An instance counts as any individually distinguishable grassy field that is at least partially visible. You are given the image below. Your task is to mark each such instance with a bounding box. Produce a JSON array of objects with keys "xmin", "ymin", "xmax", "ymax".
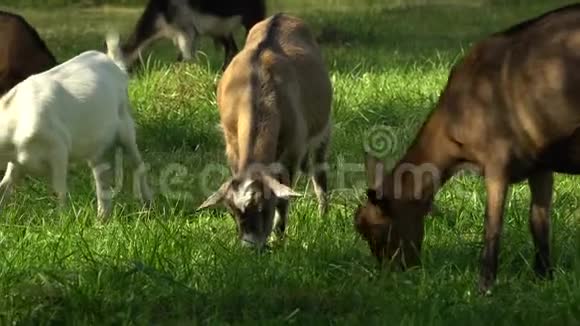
[{"xmin": 2, "ymin": 0, "xmax": 580, "ymax": 324}]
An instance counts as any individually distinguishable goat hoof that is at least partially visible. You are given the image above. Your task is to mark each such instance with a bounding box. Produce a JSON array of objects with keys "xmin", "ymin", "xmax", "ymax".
[
  {"xmin": 273, "ymin": 230, "xmax": 286, "ymax": 242},
  {"xmin": 318, "ymin": 206, "xmax": 328, "ymax": 217},
  {"xmin": 96, "ymin": 213, "xmax": 111, "ymax": 223},
  {"xmin": 534, "ymin": 266, "xmax": 554, "ymax": 280},
  {"xmin": 477, "ymin": 279, "xmax": 494, "ymax": 296}
]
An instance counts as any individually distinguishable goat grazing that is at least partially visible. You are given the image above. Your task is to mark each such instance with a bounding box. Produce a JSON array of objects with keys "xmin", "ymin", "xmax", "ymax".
[
  {"xmin": 354, "ymin": 3, "xmax": 580, "ymax": 294},
  {"xmin": 0, "ymin": 33, "xmax": 152, "ymax": 218},
  {"xmin": 115, "ymin": 0, "xmax": 266, "ymax": 71},
  {"xmin": 0, "ymin": 10, "xmax": 57, "ymax": 95},
  {"xmin": 197, "ymin": 13, "xmax": 333, "ymax": 249}
]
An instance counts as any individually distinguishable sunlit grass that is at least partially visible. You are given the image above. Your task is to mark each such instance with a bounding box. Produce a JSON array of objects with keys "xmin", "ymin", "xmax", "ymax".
[{"xmin": 1, "ymin": 0, "xmax": 580, "ymax": 324}]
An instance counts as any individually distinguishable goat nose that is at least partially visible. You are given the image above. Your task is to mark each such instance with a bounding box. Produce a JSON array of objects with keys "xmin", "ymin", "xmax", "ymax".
[
  {"xmin": 241, "ymin": 234, "xmax": 263, "ymax": 248},
  {"xmin": 241, "ymin": 239, "xmax": 255, "ymax": 247}
]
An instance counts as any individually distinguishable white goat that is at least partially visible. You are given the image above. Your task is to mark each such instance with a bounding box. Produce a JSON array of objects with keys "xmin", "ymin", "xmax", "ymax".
[{"xmin": 0, "ymin": 33, "xmax": 152, "ymax": 217}]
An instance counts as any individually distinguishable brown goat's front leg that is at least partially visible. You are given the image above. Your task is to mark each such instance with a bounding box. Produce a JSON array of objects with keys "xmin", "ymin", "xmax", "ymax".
[
  {"xmin": 273, "ymin": 164, "xmax": 297, "ymax": 240},
  {"xmin": 274, "ymin": 199, "xmax": 289, "ymax": 239},
  {"xmin": 528, "ymin": 171, "xmax": 553, "ymax": 279},
  {"xmin": 225, "ymin": 137, "xmax": 239, "ymax": 174},
  {"xmin": 479, "ymin": 173, "xmax": 508, "ymax": 294}
]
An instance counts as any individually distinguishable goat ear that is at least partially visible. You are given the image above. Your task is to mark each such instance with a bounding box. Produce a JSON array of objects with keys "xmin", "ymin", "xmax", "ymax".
[
  {"xmin": 364, "ymin": 151, "xmax": 384, "ymax": 191},
  {"xmin": 366, "ymin": 188, "xmax": 391, "ymax": 213},
  {"xmin": 262, "ymin": 175, "xmax": 301, "ymax": 199},
  {"xmin": 197, "ymin": 180, "xmax": 232, "ymax": 210}
]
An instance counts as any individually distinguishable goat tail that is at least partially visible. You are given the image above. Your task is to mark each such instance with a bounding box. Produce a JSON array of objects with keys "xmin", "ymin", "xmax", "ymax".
[{"xmin": 105, "ymin": 31, "xmax": 127, "ymax": 73}]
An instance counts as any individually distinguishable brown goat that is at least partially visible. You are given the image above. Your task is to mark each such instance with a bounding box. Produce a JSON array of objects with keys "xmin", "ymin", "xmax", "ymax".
[
  {"xmin": 0, "ymin": 10, "xmax": 56, "ymax": 95},
  {"xmin": 354, "ymin": 3, "xmax": 580, "ymax": 294},
  {"xmin": 197, "ymin": 13, "xmax": 333, "ymax": 249}
]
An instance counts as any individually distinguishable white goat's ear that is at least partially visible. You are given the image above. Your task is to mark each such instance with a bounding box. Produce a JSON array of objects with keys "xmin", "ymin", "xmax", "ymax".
[
  {"xmin": 262, "ymin": 175, "xmax": 301, "ymax": 199},
  {"xmin": 197, "ymin": 180, "xmax": 232, "ymax": 210}
]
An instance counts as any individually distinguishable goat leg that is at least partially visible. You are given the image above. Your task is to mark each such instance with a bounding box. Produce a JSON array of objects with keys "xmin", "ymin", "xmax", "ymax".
[
  {"xmin": 528, "ymin": 171, "xmax": 554, "ymax": 279},
  {"xmin": 219, "ymin": 35, "xmax": 238, "ymax": 71},
  {"xmin": 89, "ymin": 154, "xmax": 115, "ymax": 219},
  {"xmin": 312, "ymin": 136, "xmax": 330, "ymax": 217},
  {"xmin": 478, "ymin": 172, "xmax": 508, "ymax": 295},
  {"xmin": 273, "ymin": 163, "xmax": 296, "ymax": 240},
  {"xmin": 0, "ymin": 162, "xmax": 20, "ymax": 211},
  {"xmin": 49, "ymin": 146, "xmax": 69, "ymax": 211}
]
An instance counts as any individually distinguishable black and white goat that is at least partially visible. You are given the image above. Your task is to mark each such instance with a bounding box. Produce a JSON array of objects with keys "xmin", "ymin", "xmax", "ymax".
[{"xmin": 114, "ymin": 0, "xmax": 266, "ymax": 71}]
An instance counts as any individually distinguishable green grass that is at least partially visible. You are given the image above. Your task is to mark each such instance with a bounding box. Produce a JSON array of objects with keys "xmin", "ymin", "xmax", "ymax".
[{"xmin": 2, "ymin": 0, "xmax": 580, "ymax": 324}]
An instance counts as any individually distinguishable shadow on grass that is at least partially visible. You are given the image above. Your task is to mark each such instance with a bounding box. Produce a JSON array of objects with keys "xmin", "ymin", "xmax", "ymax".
[
  {"xmin": 19, "ymin": 2, "xmax": 557, "ymax": 73},
  {"xmin": 2, "ymin": 252, "xmax": 373, "ymax": 324},
  {"xmin": 424, "ymin": 187, "xmax": 580, "ymax": 278},
  {"xmin": 5, "ymin": 242, "xmax": 578, "ymax": 325}
]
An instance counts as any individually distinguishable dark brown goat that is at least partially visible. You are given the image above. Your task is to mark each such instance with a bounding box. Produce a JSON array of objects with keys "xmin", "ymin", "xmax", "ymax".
[
  {"xmin": 0, "ymin": 10, "xmax": 57, "ymax": 95},
  {"xmin": 354, "ymin": 3, "xmax": 580, "ymax": 294}
]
